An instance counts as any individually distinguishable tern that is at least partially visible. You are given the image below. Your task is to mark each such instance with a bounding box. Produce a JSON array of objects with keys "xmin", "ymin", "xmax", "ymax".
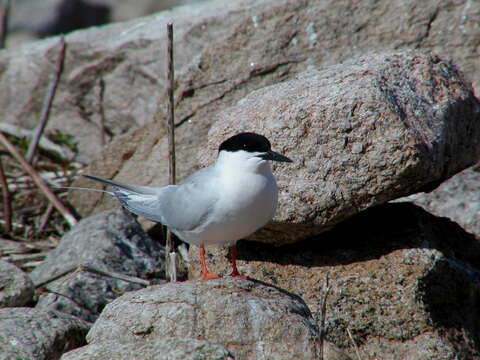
[{"xmin": 71, "ymin": 132, "xmax": 292, "ymax": 279}]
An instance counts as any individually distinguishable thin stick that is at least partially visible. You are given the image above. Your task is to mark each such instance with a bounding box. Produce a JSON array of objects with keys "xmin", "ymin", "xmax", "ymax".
[
  {"xmin": 98, "ymin": 78, "xmax": 107, "ymax": 146},
  {"xmin": 34, "ymin": 263, "xmax": 150, "ymax": 289},
  {"xmin": 0, "ymin": 131, "xmax": 77, "ymax": 227},
  {"xmin": 38, "ymin": 203, "xmax": 54, "ymax": 233},
  {"xmin": 0, "ymin": 0, "xmax": 10, "ymax": 49},
  {"xmin": 79, "ymin": 264, "xmax": 150, "ymax": 286},
  {"xmin": 346, "ymin": 327, "xmax": 363, "ymax": 360},
  {"xmin": 166, "ymin": 24, "xmax": 175, "ymax": 185},
  {"xmin": 26, "ymin": 35, "xmax": 66, "ymax": 163},
  {"xmin": 165, "ymin": 22, "xmax": 177, "ymax": 282},
  {"xmin": 0, "ymin": 123, "xmax": 75, "ymax": 161},
  {"xmin": 319, "ymin": 272, "xmax": 331, "ymax": 360},
  {"xmin": 0, "ymin": 156, "xmax": 11, "ymax": 233}
]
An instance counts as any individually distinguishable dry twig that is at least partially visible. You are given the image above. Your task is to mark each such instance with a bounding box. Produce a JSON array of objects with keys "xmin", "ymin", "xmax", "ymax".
[
  {"xmin": 346, "ymin": 327, "xmax": 363, "ymax": 360},
  {"xmin": 38, "ymin": 203, "xmax": 54, "ymax": 233},
  {"xmin": 319, "ymin": 272, "xmax": 331, "ymax": 360},
  {"xmin": 165, "ymin": 22, "xmax": 177, "ymax": 282},
  {"xmin": 0, "ymin": 123, "xmax": 76, "ymax": 161},
  {"xmin": 0, "ymin": 0, "xmax": 10, "ymax": 49},
  {"xmin": 34, "ymin": 263, "xmax": 150, "ymax": 289},
  {"xmin": 0, "ymin": 131, "xmax": 77, "ymax": 227},
  {"xmin": 0, "ymin": 155, "xmax": 11, "ymax": 233},
  {"xmin": 26, "ymin": 35, "xmax": 66, "ymax": 163}
]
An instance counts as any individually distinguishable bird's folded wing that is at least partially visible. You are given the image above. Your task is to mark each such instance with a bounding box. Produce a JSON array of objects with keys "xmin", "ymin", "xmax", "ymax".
[
  {"xmin": 157, "ymin": 167, "xmax": 219, "ymax": 231},
  {"xmin": 113, "ymin": 167, "xmax": 219, "ymax": 232}
]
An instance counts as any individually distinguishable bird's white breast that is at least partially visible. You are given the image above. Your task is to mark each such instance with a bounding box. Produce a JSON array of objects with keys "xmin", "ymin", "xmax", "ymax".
[{"xmin": 178, "ymin": 152, "xmax": 278, "ymax": 246}]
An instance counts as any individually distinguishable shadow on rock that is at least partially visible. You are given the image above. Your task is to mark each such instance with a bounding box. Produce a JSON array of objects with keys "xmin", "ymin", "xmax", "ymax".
[{"xmin": 236, "ymin": 202, "xmax": 480, "ymax": 269}]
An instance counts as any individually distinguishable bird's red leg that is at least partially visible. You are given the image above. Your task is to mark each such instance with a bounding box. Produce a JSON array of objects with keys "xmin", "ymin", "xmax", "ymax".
[
  {"xmin": 228, "ymin": 245, "xmax": 248, "ymax": 279},
  {"xmin": 199, "ymin": 245, "xmax": 220, "ymax": 280}
]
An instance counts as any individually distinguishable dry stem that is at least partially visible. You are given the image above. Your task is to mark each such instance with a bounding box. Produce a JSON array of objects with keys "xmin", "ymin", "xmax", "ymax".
[
  {"xmin": 319, "ymin": 272, "xmax": 331, "ymax": 360},
  {"xmin": 165, "ymin": 22, "xmax": 177, "ymax": 282},
  {"xmin": 0, "ymin": 156, "xmax": 11, "ymax": 232},
  {"xmin": 26, "ymin": 35, "xmax": 66, "ymax": 163},
  {"xmin": 0, "ymin": 0, "xmax": 10, "ymax": 49}
]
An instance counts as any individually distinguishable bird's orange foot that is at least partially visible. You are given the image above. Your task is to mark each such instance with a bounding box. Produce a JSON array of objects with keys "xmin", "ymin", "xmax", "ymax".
[{"xmin": 202, "ymin": 272, "xmax": 221, "ymax": 280}]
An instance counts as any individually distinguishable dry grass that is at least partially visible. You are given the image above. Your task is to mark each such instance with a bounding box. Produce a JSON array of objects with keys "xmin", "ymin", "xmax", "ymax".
[{"xmin": 0, "ymin": 131, "xmax": 84, "ymax": 271}]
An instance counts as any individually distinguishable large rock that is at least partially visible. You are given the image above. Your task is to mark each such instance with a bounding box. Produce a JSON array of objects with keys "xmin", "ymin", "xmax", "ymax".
[
  {"xmin": 202, "ymin": 51, "xmax": 480, "ymax": 243},
  {"xmin": 30, "ymin": 210, "xmax": 165, "ymax": 322},
  {"xmin": 0, "ymin": 0, "xmax": 477, "ymax": 202},
  {"xmin": 0, "ymin": 259, "xmax": 34, "ymax": 307},
  {"xmin": 64, "ymin": 279, "xmax": 322, "ymax": 359},
  {"xmin": 0, "ymin": 307, "xmax": 89, "ymax": 360},
  {"xmin": 188, "ymin": 203, "xmax": 480, "ymax": 359}
]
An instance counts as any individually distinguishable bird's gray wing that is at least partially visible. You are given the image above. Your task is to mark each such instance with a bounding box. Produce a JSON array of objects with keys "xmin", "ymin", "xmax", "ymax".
[
  {"xmin": 84, "ymin": 169, "xmax": 219, "ymax": 231},
  {"xmin": 156, "ymin": 166, "xmax": 219, "ymax": 231}
]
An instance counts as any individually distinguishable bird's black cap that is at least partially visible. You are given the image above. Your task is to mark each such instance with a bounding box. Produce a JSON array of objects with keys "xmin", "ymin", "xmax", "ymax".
[
  {"xmin": 219, "ymin": 132, "xmax": 292, "ymax": 162},
  {"xmin": 219, "ymin": 132, "xmax": 271, "ymax": 153}
]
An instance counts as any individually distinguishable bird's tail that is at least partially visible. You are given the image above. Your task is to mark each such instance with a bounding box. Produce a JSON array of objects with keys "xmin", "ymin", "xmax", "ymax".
[
  {"xmin": 84, "ymin": 174, "xmax": 166, "ymax": 223},
  {"xmin": 54, "ymin": 174, "xmax": 153, "ymax": 196},
  {"xmin": 58, "ymin": 174, "xmax": 167, "ymax": 224},
  {"xmin": 83, "ymin": 174, "xmax": 159, "ymax": 195},
  {"xmin": 53, "ymin": 185, "xmax": 113, "ymax": 195}
]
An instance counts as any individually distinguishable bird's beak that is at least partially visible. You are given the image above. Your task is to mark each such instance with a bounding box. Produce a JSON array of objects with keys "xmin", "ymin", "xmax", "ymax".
[{"xmin": 260, "ymin": 151, "xmax": 292, "ymax": 163}]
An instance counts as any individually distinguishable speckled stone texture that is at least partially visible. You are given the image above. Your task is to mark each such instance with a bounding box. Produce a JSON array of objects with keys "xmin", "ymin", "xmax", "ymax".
[
  {"xmin": 61, "ymin": 338, "xmax": 235, "ymax": 360},
  {"xmin": 0, "ymin": 307, "xmax": 89, "ymax": 360}
]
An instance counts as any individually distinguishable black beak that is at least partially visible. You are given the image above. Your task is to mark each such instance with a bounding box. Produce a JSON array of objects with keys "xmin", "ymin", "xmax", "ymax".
[{"xmin": 260, "ymin": 150, "xmax": 292, "ymax": 163}]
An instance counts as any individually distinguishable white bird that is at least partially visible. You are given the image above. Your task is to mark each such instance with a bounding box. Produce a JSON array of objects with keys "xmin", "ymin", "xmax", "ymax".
[{"xmin": 73, "ymin": 132, "xmax": 291, "ymax": 280}]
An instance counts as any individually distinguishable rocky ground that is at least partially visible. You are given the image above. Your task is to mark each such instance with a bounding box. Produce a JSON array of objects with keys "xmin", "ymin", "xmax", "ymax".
[{"xmin": 0, "ymin": 0, "xmax": 480, "ymax": 359}]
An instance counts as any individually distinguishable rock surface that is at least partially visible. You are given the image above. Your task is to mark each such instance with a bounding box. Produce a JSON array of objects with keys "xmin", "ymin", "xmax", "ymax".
[
  {"xmin": 396, "ymin": 167, "xmax": 480, "ymax": 237},
  {"xmin": 202, "ymin": 50, "xmax": 480, "ymax": 243},
  {"xmin": 61, "ymin": 337, "xmax": 235, "ymax": 360},
  {"xmin": 0, "ymin": 259, "xmax": 34, "ymax": 307},
  {"xmin": 188, "ymin": 203, "xmax": 480, "ymax": 359},
  {"xmin": 0, "ymin": 307, "xmax": 89, "ymax": 360},
  {"xmin": 30, "ymin": 210, "xmax": 165, "ymax": 322},
  {"xmin": 66, "ymin": 278, "xmax": 322, "ymax": 359},
  {"xmin": 61, "ymin": 337, "xmax": 352, "ymax": 360}
]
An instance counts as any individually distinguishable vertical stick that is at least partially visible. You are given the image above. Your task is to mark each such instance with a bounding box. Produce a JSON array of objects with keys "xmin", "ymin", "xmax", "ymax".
[
  {"xmin": 0, "ymin": 156, "xmax": 11, "ymax": 233},
  {"xmin": 166, "ymin": 24, "xmax": 175, "ymax": 186},
  {"xmin": 165, "ymin": 23, "xmax": 177, "ymax": 282},
  {"xmin": 98, "ymin": 78, "xmax": 107, "ymax": 146},
  {"xmin": 0, "ymin": 0, "xmax": 10, "ymax": 49},
  {"xmin": 26, "ymin": 35, "xmax": 66, "ymax": 163},
  {"xmin": 319, "ymin": 272, "xmax": 331, "ymax": 360}
]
